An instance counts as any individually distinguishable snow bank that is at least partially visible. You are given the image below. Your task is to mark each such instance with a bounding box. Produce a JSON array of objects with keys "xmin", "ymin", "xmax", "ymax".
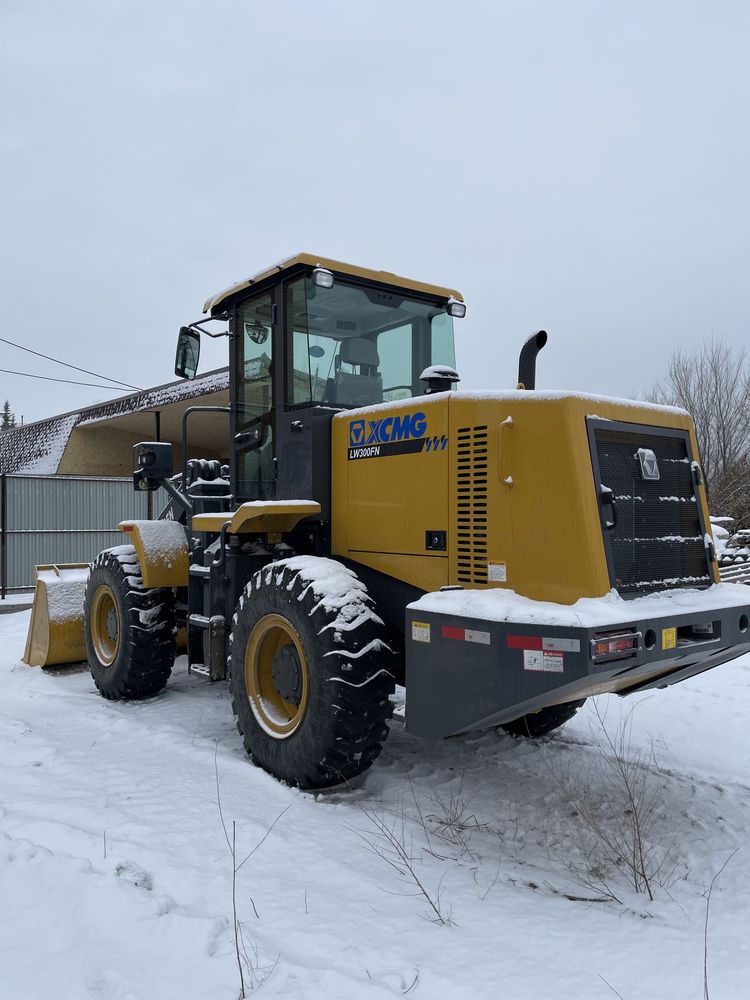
[
  {"xmin": 2, "ymin": 608, "xmax": 750, "ymax": 999},
  {"xmin": 2, "ymin": 606, "xmax": 750, "ymax": 999},
  {"xmin": 710, "ymin": 517, "xmax": 731, "ymax": 559}
]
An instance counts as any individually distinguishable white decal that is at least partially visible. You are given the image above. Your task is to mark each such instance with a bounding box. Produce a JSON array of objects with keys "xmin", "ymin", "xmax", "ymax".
[
  {"xmin": 523, "ymin": 649, "xmax": 542, "ymax": 670},
  {"xmin": 542, "ymin": 637, "xmax": 580, "ymax": 653},
  {"xmin": 488, "ymin": 560, "xmax": 507, "ymax": 582},
  {"xmin": 465, "ymin": 629, "xmax": 491, "ymax": 645}
]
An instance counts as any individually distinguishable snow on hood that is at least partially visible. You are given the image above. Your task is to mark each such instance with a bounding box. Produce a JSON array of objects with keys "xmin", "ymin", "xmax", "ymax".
[{"xmin": 333, "ymin": 389, "xmax": 689, "ymax": 420}]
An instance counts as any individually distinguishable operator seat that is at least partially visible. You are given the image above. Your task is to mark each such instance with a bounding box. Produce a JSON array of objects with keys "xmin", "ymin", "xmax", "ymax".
[{"xmin": 330, "ymin": 338, "xmax": 383, "ymax": 406}]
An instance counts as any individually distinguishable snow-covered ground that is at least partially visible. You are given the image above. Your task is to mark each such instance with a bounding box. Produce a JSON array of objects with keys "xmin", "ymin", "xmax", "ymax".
[{"xmin": 1, "ymin": 607, "xmax": 749, "ymax": 1000}]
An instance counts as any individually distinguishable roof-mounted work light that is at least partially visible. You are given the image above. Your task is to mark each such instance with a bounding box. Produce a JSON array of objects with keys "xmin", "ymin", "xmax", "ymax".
[
  {"xmin": 312, "ymin": 266, "xmax": 334, "ymax": 288},
  {"xmin": 447, "ymin": 297, "xmax": 466, "ymax": 318}
]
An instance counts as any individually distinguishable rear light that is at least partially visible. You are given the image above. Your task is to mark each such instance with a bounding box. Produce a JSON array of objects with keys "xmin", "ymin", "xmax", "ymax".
[{"xmin": 590, "ymin": 629, "xmax": 641, "ymax": 664}]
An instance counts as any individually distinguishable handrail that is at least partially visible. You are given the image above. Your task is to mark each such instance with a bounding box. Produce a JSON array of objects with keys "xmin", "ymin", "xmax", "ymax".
[{"xmin": 181, "ymin": 405, "xmax": 231, "ymax": 496}]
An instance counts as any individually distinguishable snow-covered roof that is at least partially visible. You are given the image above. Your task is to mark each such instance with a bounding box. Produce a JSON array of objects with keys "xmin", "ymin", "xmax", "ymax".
[
  {"xmin": 76, "ymin": 369, "xmax": 229, "ymax": 428},
  {"xmin": 0, "ymin": 368, "xmax": 229, "ymax": 475},
  {"xmin": 0, "ymin": 413, "xmax": 80, "ymax": 476},
  {"xmin": 203, "ymin": 252, "xmax": 463, "ymax": 315}
]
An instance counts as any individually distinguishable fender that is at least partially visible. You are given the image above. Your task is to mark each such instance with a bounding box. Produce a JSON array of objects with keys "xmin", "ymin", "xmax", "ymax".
[{"xmin": 118, "ymin": 520, "xmax": 190, "ymax": 588}]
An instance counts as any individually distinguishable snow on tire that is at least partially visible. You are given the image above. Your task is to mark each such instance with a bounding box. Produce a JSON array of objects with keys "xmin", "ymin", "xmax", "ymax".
[
  {"xmin": 228, "ymin": 557, "xmax": 395, "ymax": 790},
  {"xmin": 84, "ymin": 544, "xmax": 176, "ymax": 700}
]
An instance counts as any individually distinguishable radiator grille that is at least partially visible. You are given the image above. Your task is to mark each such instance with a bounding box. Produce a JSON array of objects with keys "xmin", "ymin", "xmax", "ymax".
[
  {"xmin": 591, "ymin": 424, "xmax": 711, "ymax": 595},
  {"xmin": 456, "ymin": 425, "xmax": 488, "ymax": 584}
]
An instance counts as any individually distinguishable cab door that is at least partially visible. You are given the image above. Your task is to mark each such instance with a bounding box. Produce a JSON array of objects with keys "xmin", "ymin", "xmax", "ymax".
[
  {"xmin": 275, "ymin": 275, "xmax": 338, "ymax": 515},
  {"xmin": 232, "ymin": 289, "xmax": 276, "ymax": 500}
]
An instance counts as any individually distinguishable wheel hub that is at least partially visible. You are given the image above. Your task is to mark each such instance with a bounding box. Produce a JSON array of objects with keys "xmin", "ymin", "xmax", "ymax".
[
  {"xmin": 91, "ymin": 584, "xmax": 120, "ymax": 667},
  {"xmin": 245, "ymin": 613, "xmax": 310, "ymax": 739},
  {"xmin": 272, "ymin": 645, "xmax": 302, "ymax": 705}
]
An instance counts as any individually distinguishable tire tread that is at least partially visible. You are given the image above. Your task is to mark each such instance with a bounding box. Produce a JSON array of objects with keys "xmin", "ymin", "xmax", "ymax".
[
  {"xmin": 84, "ymin": 545, "xmax": 176, "ymax": 701},
  {"xmin": 229, "ymin": 560, "xmax": 395, "ymax": 789}
]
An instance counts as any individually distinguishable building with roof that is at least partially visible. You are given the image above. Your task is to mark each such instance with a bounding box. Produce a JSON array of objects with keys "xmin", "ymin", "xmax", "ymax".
[{"xmin": 0, "ymin": 368, "xmax": 230, "ymax": 476}]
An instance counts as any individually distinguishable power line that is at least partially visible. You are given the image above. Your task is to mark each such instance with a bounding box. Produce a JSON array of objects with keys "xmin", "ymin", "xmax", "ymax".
[
  {"xmin": 0, "ymin": 367, "xmax": 133, "ymax": 390},
  {"xmin": 0, "ymin": 335, "xmax": 142, "ymax": 391}
]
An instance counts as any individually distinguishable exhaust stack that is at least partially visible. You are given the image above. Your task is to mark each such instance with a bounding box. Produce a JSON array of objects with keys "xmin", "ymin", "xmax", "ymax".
[{"xmin": 517, "ymin": 330, "xmax": 548, "ymax": 390}]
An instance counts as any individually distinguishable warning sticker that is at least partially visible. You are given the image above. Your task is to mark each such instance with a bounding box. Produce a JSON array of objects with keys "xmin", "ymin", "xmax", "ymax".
[
  {"xmin": 488, "ymin": 560, "xmax": 507, "ymax": 582},
  {"xmin": 662, "ymin": 627, "xmax": 677, "ymax": 650},
  {"xmin": 412, "ymin": 621, "xmax": 431, "ymax": 643},
  {"xmin": 523, "ymin": 649, "xmax": 564, "ymax": 673}
]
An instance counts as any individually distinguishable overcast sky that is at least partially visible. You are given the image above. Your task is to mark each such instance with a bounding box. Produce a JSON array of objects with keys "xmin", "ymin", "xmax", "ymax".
[{"xmin": 1, "ymin": 0, "xmax": 748, "ymax": 424}]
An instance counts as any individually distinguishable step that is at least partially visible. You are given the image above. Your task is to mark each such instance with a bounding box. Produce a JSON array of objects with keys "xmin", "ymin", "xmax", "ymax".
[
  {"xmin": 188, "ymin": 614, "xmax": 211, "ymax": 629},
  {"xmin": 189, "ymin": 663, "xmax": 210, "ymax": 678},
  {"xmin": 189, "ymin": 565, "xmax": 211, "ymax": 578}
]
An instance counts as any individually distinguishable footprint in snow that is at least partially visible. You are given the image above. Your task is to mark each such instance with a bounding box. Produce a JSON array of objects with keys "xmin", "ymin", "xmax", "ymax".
[{"xmin": 114, "ymin": 860, "xmax": 153, "ymax": 891}]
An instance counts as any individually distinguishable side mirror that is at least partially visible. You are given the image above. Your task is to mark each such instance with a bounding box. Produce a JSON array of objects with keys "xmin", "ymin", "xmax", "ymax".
[{"xmin": 175, "ymin": 327, "xmax": 200, "ymax": 380}]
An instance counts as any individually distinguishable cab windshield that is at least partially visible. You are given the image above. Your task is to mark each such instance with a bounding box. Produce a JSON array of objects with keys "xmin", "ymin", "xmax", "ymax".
[{"xmin": 285, "ymin": 276, "xmax": 456, "ymax": 409}]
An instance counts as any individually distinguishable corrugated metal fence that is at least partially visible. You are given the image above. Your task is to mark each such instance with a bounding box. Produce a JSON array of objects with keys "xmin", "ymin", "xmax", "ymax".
[{"xmin": 0, "ymin": 475, "xmax": 153, "ymax": 595}]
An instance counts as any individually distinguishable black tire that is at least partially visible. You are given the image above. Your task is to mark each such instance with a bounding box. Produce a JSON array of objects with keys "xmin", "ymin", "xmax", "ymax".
[
  {"xmin": 229, "ymin": 559, "xmax": 395, "ymax": 790},
  {"xmin": 84, "ymin": 545, "xmax": 176, "ymax": 700},
  {"xmin": 501, "ymin": 699, "xmax": 586, "ymax": 738}
]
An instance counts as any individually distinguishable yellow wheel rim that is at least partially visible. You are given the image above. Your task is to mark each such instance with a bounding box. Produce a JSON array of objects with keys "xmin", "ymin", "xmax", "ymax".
[
  {"xmin": 245, "ymin": 614, "xmax": 310, "ymax": 738},
  {"xmin": 91, "ymin": 584, "xmax": 121, "ymax": 666}
]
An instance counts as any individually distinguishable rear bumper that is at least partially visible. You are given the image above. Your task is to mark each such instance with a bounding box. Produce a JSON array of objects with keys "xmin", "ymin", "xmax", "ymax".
[{"xmin": 404, "ymin": 588, "xmax": 750, "ymax": 739}]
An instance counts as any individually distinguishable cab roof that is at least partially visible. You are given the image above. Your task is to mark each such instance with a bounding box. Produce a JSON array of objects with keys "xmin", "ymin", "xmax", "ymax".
[{"xmin": 202, "ymin": 252, "xmax": 463, "ymax": 315}]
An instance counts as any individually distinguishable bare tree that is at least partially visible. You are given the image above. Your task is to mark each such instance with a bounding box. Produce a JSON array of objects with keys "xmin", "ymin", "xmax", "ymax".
[
  {"xmin": 646, "ymin": 338, "xmax": 750, "ymax": 525},
  {"xmin": 711, "ymin": 457, "xmax": 750, "ymax": 530}
]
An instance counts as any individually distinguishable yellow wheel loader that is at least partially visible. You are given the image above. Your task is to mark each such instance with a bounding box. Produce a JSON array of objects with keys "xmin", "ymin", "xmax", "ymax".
[{"xmin": 25, "ymin": 254, "xmax": 750, "ymax": 788}]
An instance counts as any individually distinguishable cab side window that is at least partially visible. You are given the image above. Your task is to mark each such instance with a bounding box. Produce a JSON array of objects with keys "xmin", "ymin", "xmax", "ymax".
[
  {"xmin": 376, "ymin": 325, "xmax": 413, "ymax": 401},
  {"xmin": 235, "ymin": 291, "xmax": 274, "ymax": 499}
]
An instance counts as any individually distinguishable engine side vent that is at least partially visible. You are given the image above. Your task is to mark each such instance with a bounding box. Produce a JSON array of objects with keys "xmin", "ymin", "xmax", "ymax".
[{"xmin": 456, "ymin": 425, "xmax": 489, "ymax": 584}]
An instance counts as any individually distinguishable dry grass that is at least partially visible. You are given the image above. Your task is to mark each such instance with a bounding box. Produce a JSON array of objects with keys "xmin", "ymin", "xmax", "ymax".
[
  {"xmin": 548, "ymin": 700, "xmax": 686, "ymax": 903},
  {"xmin": 354, "ymin": 791, "xmax": 453, "ymax": 925}
]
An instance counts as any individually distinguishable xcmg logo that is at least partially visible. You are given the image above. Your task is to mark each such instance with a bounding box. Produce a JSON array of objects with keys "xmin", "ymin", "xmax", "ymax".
[
  {"xmin": 347, "ymin": 411, "xmax": 436, "ymax": 461},
  {"xmin": 349, "ymin": 412, "xmax": 427, "ymax": 448}
]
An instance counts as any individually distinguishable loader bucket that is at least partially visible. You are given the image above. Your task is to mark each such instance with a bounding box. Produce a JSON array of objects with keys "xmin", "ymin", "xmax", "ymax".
[{"xmin": 22, "ymin": 564, "xmax": 91, "ymax": 668}]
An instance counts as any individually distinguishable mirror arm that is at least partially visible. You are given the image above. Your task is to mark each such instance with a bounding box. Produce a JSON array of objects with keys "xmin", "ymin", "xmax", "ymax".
[{"xmin": 185, "ymin": 313, "xmax": 231, "ymax": 339}]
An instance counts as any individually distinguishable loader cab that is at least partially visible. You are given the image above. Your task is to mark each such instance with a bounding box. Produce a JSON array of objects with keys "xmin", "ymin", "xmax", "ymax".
[{"xmin": 200, "ymin": 255, "xmax": 464, "ymax": 514}]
